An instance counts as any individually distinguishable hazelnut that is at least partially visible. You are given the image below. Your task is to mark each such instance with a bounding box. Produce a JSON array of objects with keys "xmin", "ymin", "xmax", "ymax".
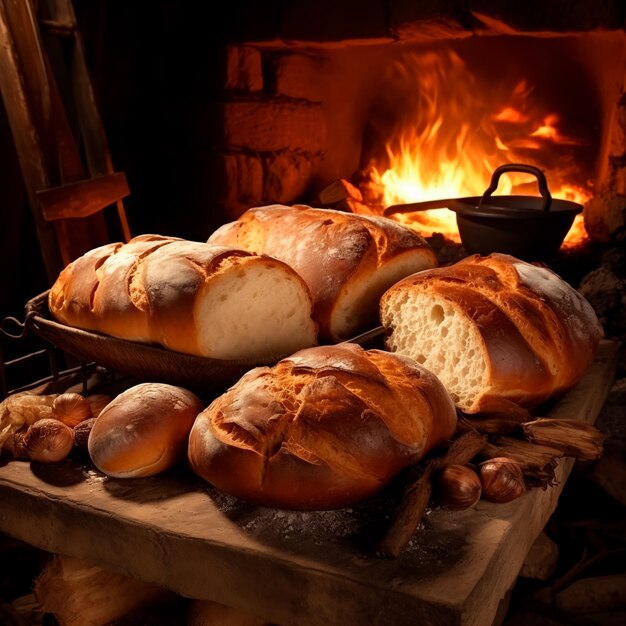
[
  {"xmin": 479, "ymin": 457, "xmax": 526, "ymax": 503},
  {"xmin": 437, "ymin": 464, "xmax": 482, "ymax": 510},
  {"xmin": 52, "ymin": 393, "xmax": 92, "ymax": 427},
  {"xmin": 23, "ymin": 418, "xmax": 74, "ymax": 463},
  {"xmin": 73, "ymin": 417, "xmax": 97, "ymax": 450}
]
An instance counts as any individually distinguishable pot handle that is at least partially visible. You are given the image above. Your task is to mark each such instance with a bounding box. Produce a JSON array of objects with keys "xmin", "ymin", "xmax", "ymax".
[{"xmin": 479, "ymin": 163, "xmax": 552, "ymax": 212}]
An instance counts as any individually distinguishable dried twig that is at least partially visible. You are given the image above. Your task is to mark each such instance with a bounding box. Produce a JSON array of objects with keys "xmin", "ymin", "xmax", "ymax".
[
  {"xmin": 376, "ymin": 411, "xmax": 607, "ymax": 558},
  {"xmin": 376, "ymin": 431, "xmax": 487, "ymax": 558},
  {"xmin": 522, "ymin": 418, "xmax": 606, "ymax": 460},
  {"xmin": 376, "ymin": 461, "xmax": 436, "ymax": 559},
  {"xmin": 458, "ymin": 414, "xmax": 525, "ymax": 436}
]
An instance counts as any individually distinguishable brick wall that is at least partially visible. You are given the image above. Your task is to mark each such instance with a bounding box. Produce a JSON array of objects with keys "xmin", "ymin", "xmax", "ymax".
[{"xmin": 211, "ymin": 0, "xmax": 626, "ymax": 239}]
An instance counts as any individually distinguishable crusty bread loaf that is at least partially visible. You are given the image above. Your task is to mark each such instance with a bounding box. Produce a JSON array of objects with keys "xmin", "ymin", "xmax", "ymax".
[
  {"xmin": 208, "ymin": 205, "xmax": 437, "ymax": 342},
  {"xmin": 187, "ymin": 343, "xmax": 457, "ymax": 510},
  {"xmin": 88, "ymin": 382, "xmax": 204, "ymax": 478},
  {"xmin": 49, "ymin": 234, "xmax": 318, "ymax": 360},
  {"xmin": 380, "ymin": 253, "xmax": 604, "ymax": 415}
]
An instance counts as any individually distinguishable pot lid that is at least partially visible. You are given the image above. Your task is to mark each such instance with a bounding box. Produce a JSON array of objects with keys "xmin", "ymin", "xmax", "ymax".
[
  {"xmin": 384, "ymin": 163, "xmax": 584, "ymax": 219},
  {"xmin": 450, "ymin": 195, "xmax": 582, "ymax": 219}
]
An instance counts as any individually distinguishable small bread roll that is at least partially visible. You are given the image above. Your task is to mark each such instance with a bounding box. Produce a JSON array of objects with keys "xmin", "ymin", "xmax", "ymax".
[{"xmin": 88, "ymin": 383, "xmax": 204, "ymax": 478}]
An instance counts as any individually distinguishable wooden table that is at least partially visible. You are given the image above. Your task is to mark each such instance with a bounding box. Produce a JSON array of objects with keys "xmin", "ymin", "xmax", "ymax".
[{"xmin": 0, "ymin": 340, "xmax": 620, "ymax": 626}]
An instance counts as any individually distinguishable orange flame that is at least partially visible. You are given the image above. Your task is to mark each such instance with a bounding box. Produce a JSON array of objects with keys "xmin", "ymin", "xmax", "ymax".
[{"xmin": 367, "ymin": 51, "xmax": 590, "ymax": 246}]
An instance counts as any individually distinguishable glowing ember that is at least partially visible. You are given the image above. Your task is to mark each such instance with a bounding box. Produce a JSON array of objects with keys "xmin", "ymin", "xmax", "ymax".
[{"xmin": 365, "ymin": 50, "xmax": 591, "ymax": 246}]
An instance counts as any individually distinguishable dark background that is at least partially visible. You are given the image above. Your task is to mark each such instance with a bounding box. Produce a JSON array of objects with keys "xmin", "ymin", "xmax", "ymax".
[{"xmin": 0, "ymin": 1, "xmax": 263, "ymax": 321}]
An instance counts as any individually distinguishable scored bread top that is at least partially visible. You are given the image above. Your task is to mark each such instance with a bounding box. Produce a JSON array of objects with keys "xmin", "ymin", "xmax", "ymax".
[
  {"xmin": 50, "ymin": 235, "xmax": 172, "ymax": 341},
  {"xmin": 187, "ymin": 342, "xmax": 457, "ymax": 510},
  {"xmin": 208, "ymin": 204, "xmax": 438, "ymax": 342},
  {"xmin": 49, "ymin": 234, "xmax": 318, "ymax": 360},
  {"xmin": 380, "ymin": 253, "xmax": 604, "ymax": 414}
]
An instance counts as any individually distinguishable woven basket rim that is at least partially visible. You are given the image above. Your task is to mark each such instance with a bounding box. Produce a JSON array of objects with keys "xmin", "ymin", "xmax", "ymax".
[{"xmin": 23, "ymin": 291, "xmax": 286, "ymax": 393}]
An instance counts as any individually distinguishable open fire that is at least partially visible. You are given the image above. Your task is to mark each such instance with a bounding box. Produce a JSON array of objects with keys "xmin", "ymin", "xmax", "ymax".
[{"xmin": 357, "ymin": 49, "xmax": 592, "ymax": 247}]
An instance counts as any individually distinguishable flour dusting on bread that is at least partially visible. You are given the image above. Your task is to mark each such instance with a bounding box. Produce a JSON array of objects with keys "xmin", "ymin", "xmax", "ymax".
[{"xmin": 380, "ymin": 253, "xmax": 603, "ymax": 414}]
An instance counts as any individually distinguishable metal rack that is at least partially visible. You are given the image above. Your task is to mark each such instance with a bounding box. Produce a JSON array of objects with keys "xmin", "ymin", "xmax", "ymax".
[{"xmin": 0, "ymin": 311, "xmax": 116, "ymax": 400}]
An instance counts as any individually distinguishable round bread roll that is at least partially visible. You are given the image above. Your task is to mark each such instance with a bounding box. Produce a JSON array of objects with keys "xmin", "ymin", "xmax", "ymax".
[
  {"xmin": 188, "ymin": 343, "xmax": 457, "ymax": 510},
  {"xmin": 89, "ymin": 383, "xmax": 204, "ymax": 478}
]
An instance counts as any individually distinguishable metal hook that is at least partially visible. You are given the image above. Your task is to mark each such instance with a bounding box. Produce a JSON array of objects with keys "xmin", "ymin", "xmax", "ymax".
[{"xmin": 0, "ymin": 310, "xmax": 37, "ymax": 340}]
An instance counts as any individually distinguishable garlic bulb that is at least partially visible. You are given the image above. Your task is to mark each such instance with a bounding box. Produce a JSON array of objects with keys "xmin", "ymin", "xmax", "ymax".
[
  {"xmin": 23, "ymin": 418, "xmax": 74, "ymax": 463},
  {"xmin": 479, "ymin": 457, "xmax": 526, "ymax": 503},
  {"xmin": 437, "ymin": 464, "xmax": 482, "ymax": 510},
  {"xmin": 0, "ymin": 393, "xmax": 58, "ymax": 455},
  {"xmin": 52, "ymin": 393, "xmax": 92, "ymax": 427}
]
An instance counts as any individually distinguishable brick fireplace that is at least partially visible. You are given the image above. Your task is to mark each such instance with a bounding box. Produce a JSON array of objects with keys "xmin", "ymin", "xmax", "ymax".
[
  {"xmin": 3, "ymin": 0, "xmax": 626, "ymax": 322},
  {"xmin": 209, "ymin": 0, "xmax": 626, "ymax": 244}
]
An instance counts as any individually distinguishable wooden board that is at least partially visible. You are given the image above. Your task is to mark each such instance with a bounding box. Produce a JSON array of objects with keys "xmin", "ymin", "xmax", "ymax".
[{"xmin": 0, "ymin": 340, "xmax": 620, "ymax": 626}]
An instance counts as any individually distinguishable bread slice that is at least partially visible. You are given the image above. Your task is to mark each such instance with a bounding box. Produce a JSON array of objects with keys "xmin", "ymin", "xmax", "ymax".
[{"xmin": 380, "ymin": 253, "xmax": 604, "ymax": 414}]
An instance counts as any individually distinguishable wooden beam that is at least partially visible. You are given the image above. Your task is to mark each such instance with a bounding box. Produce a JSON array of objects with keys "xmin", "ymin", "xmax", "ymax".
[
  {"xmin": 0, "ymin": 0, "xmax": 129, "ymax": 274},
  {"xmin": 0, "ymin": 0, "xmax": 62, "ymax": 282},
  {"xmin": 37, "ymin": 172, "xmax": 130, "ymax": 221}
]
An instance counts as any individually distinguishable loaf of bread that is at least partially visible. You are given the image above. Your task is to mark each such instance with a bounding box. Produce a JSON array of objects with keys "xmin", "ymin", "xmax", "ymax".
[
  {"xmin": 88, "ymin": 382, "xmax": 204, "ymax": 478},
  {"xmin": 48, "ymin": 234, "xmax": 318, "ymax": 360},
  {"xmin": 207, "ymin": 205, "xmax": 437, "ymax": 342},
  {"xmin": 187, "ymin": 343, "xmax": 457, "ymax": 510},
  {"xmin": 380, "ymin": 253, "xmax": 604, "ymax": 415}
]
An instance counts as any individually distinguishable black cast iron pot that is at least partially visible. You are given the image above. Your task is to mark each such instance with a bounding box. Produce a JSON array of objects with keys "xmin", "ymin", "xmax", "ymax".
[{"xmin": 384, "ymin": 163, "xmax": 582, "ymax": 261}]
